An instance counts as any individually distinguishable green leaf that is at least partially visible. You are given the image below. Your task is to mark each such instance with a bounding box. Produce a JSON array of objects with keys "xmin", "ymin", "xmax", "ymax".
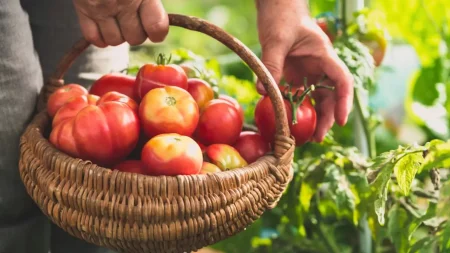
[
  {"xmin": 421, "ymin": 139, "xmax": 450, "ymax": 171},
  {"xmin": 409, "ymin": 236, "xmax": 437, "ymax": 253},
  {"xmin": 388, "ymin": 204, "xmax": 411, "ymax": 253},
  {"xmin": 334, "ymin": 37, "xmax": 376, "ymax": 92},
  {"xmin": 440, "ymin": 221, "xmax": 450, "ymax": 251},
  {"xmin": 394, "ymin": 152, "xmax": 424, "ymax": 195},
  {"xmin": 323, "ymin": 164, "xmax": 356, "ymax": 214},
  {"xmin": 369, "ymin": 150, "xmax": 397, "ymax": 225},
  {"xmin": 437, "ymin": 181, "xmax": 450, "ymax": 219},
  {"xmin": 410, "ymin": 60, "xmax": 443, "ymax": 106}
]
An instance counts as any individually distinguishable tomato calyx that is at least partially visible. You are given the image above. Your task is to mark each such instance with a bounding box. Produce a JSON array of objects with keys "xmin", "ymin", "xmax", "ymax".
[
  {"xmin": 156, "ymin": 53, "xmax": 172, "ymax": 65},
  {"xmin": 165, "ymin": 96, "xmax": 177, "ymax": 106},
  {"xmin": 281, "ymin": 81, "xmax": 334, "ymax": 124}
]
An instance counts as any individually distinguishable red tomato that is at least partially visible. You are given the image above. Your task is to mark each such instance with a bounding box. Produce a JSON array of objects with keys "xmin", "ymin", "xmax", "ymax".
[
  {"xmin": 97, "ymin": 91, "xmax": 138, "ymax": 113},
  {"xmin": 113, "ymin": 160, "xmax": 146, "ymax": 175},
  {"xmin": 233, "ymin": 131, "xmax": 270, "ymax": 163},
  {"xmin": 205, "ymin": 144, "xmax": 247, "ymax": 171},
  {"xmin": 197, "ymin": 142, "xmax": 207, "ymax": 153},
  {"xmin": 52, "ymin": 94, "xmax": 99, "ymax": 127},
  {"xmin": 195, "ymin": 99, "xmax": 243, "ymax": 145},
  {"xmin": 134, "ymin": 60, "xmax": 188, "ymax": 100},
  {"xmin": 141, "ymin": 133, "xmax": 203, "ymax": 176},
  {"xmin": 199, "ymin": 162, "xmax": 221, "ymax": 174},
  {"xmin": 139, "ymin": 86, "xmax": 199, "ymax": 138},
  {"xmin": 316, "ymin": 18, "xmax": 335, "ymax": 42},
  {"xmin": 254, "ymin": 95, "xmax": 316, "ymax": 146},
  {"xmin": 49, "ymin": 94, "xmax": 140, "ymax": 167},
  {"xmin": 187, "ymin": 78, "xmax": 214, "ymax": 111},
  {"xmin": 218, "ymin": 94, "xmax": 244, "ymax": 122},
  {"xmin": 89, "ymin": 73, "xmax": 137, "ymax": 101},
  {"xmin": 47, "ymin": 84, "xmax": 88, "ymax": 117}
]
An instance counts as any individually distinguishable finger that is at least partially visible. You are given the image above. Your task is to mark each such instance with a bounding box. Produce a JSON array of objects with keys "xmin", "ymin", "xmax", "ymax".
[
  {"xmin": 312, "ymin": 88, "xmax": 336, "ymax": 142},
  {"xmin": 321, "ymin": 50, "xmax": 354, "ymax": 126},
  {"xmin": 76, "ymin": 10, "xmax": 107, "ymax": 48},
  {"xmin": 117, "ymin": 11, "xmax": 147, "ymax": 46},
  {"xmin": 139, "ymin": 0, "xmax": 169, "ymax": 43},
  {"xmin": 97, "ymin": 18, "xmax": 125, "ymax": 46},
  {"xmin": 257, "ymin": 43, "xmax": 288, "ymax": 95}
]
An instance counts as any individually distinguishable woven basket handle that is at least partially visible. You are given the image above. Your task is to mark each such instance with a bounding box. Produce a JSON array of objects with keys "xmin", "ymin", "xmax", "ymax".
[{"xmin": 39, "ymin": 13, "xmax": 291, "ymax": 151}]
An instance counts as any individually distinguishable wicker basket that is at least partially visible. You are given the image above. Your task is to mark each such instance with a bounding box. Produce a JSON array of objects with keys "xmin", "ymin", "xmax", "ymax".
[{"xmin": 19, "ymin": 14, "xmax": 295, "ymax": 253}]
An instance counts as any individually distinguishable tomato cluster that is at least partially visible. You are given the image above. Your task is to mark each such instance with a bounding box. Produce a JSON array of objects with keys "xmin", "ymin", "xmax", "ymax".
[{"xmin": 46, "ymin": 54, "xmax": 272, "ymax": 176}]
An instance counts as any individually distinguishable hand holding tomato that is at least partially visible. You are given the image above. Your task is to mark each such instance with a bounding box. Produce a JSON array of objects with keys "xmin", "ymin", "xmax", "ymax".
[{"xmin": 256, "ymin": 0, "xmax": 353, "ymax": 142}]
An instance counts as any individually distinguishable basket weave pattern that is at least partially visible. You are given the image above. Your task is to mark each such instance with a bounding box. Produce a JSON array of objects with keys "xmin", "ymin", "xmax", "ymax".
[{"xmin": 19, "ymin": 14, "xmax": 295, "ymax": 253}]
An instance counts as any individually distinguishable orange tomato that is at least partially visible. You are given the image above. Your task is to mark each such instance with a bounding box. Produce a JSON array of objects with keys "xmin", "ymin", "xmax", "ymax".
[
  {"xmin": 141, "ymin": 133, "xmax": 203, "ymax": 176},
  {"xmin": 139, "ymin": 86, "xmax": 199, "ymax": 138}
]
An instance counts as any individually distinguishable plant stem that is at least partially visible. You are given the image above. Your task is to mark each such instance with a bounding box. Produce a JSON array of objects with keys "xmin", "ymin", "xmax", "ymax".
[{"xmin": 354, "ymin": 89, "xmax": 376, "ymax": 159}]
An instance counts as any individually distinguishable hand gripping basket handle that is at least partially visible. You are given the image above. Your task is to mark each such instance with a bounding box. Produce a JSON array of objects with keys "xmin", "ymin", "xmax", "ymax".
[{"xmin": 40, "ymin": 13, "xmax": 291, "ymax": 156}]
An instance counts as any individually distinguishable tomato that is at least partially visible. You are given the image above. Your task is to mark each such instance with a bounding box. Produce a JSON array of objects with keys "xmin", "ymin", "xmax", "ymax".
[
  {"xmin": 139, "ymin": 86, "xmax": 199, "ymax": 138},
  {"xmin": 254, "ymin": 95, "xmax": 316, "ymax": 146},
  {"xmin": 205, "ymin": 144, "xmax": 247, "ymax": 170},
  {"xmin": 218, "ymin": 94, "xmax": 244, "ymax": 122},
  {"xmin": 195, "ymin": 99, "xmax": 243, "ymax": 145},
  {"xmin": 52, "ymin": 94, "xmax": 99, "ymax": 127},
  {"xmin": 141, "ymin": 133, "xmax": 203, "ymax": 176},
  {"xmin": 254, "ymin": 96, "xmax": 291, "ymax": 145},
  {"xmin": 199, "ymin": 162, "xmax": 221, "ymax": 174},
  {"xmin": 316, "ymin": 17, "xmax": 335, "ymax": 42},
  {"xmin": 180, "ymin": 63, "xmax": 200, "ymax": 78},
  {"xmin": 113, "ymin": 160, "xmax": 146, "ymax": 175},
  {"xmin": 197, "ymin": 142, "xmax": 207, "ymax": 153},
  {"xmin": 97, "ymin": 91, "xmax": 138, "ymax": 113},
  {"xmin": 233, "ymin": 131, "xmax": 270, "ymax": 163},
  {"xmin": 187, "ymin": 78, "xmax": 214, "ymax": 111},
  {"xmin": 89, "ymin": 73, "xmax": 137, "ymax": 101},
  {"xmin": 47, "ymin": 84, "xmax": 88, "ymax": 117},
  {"xmin": 134, "ymin": 56, "xmax": 188, "ymax": 100},
  {"xmin": 49, "ymin": 94, "xmax": 140, "ymax": 167}
]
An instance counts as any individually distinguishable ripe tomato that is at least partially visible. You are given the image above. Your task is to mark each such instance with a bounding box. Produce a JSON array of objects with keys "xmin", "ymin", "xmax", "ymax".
[
  {"xmin": 47, "ymin": 84, "xmax": 88, "ymax": 117},
  {"xmin": 197, "ymin": 142, "xmax": 207, "ymax": 153},
  {"xmin": 52, "ymin": 94, "xmax": 99, "ymax": 127},
  {"xmin": 195, "ymin": 99, "xmax": 243, "ymax": 145},
  {"xmin": 139, "ymin": 86, "xmax": 199, "ymax": 138},
  {"xmin": 180, "ymin": 63, "xmax": 200, "ymax": 78},
  {"xmin": 187, "ymin": 78, "xmax": 214, "ymax": 111},
  {"xmin": 113, "ymin": 160, "xmax": 146, "ymax": 175},
  {"xmin": 97, "ymin": 91, "xmax": 138, "ymax": 113},
  {"xmin": 205, "ymin": 144, "xmax": 247, "ymax": 171},
  {"xmin": 89, "ymin": 73, "xmax": 137, "ymax": 101},
  {"xmin": 218, "ymin": 94, "xmax": 244, "ymax": 122},
  {"xmin": 141, "ymin": 133, "xmax": 203, "ymax": 176},
  {"xmin": 316, "ymin": 18, "xmax": 335, "ymax": 42},
  {"xmin": 254, "ymin": 95, "xmax": 316, "ymax": 146},
  {"xmin": 49, "ymin": 94, "xmax": 140, "ymax": 167},
  {"xmin": 134, "ymin": 57, "xmax": 188, "ymax": 100},
  {"xmin": 199, "ymin": 162, "xmax": 221, "ymax": 174},
  {"xmin": 233, "ymin": 131, "xmax": 270, "ymax": 163}
]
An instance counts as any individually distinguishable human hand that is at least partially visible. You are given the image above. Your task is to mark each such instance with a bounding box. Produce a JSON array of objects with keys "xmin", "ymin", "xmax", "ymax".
[
  {"xmin": 73, "ymin": 0, "xmax": 169, "ymax": 47},
  {"xmin": 255, "ymin": 0, "xmax": 354, "ymax": 142}
]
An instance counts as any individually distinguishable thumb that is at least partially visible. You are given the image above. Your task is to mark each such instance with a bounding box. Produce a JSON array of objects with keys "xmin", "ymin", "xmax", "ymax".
[{"xmin": 257, "ymin": 44, "xmax": 287, "ymax": 95}]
